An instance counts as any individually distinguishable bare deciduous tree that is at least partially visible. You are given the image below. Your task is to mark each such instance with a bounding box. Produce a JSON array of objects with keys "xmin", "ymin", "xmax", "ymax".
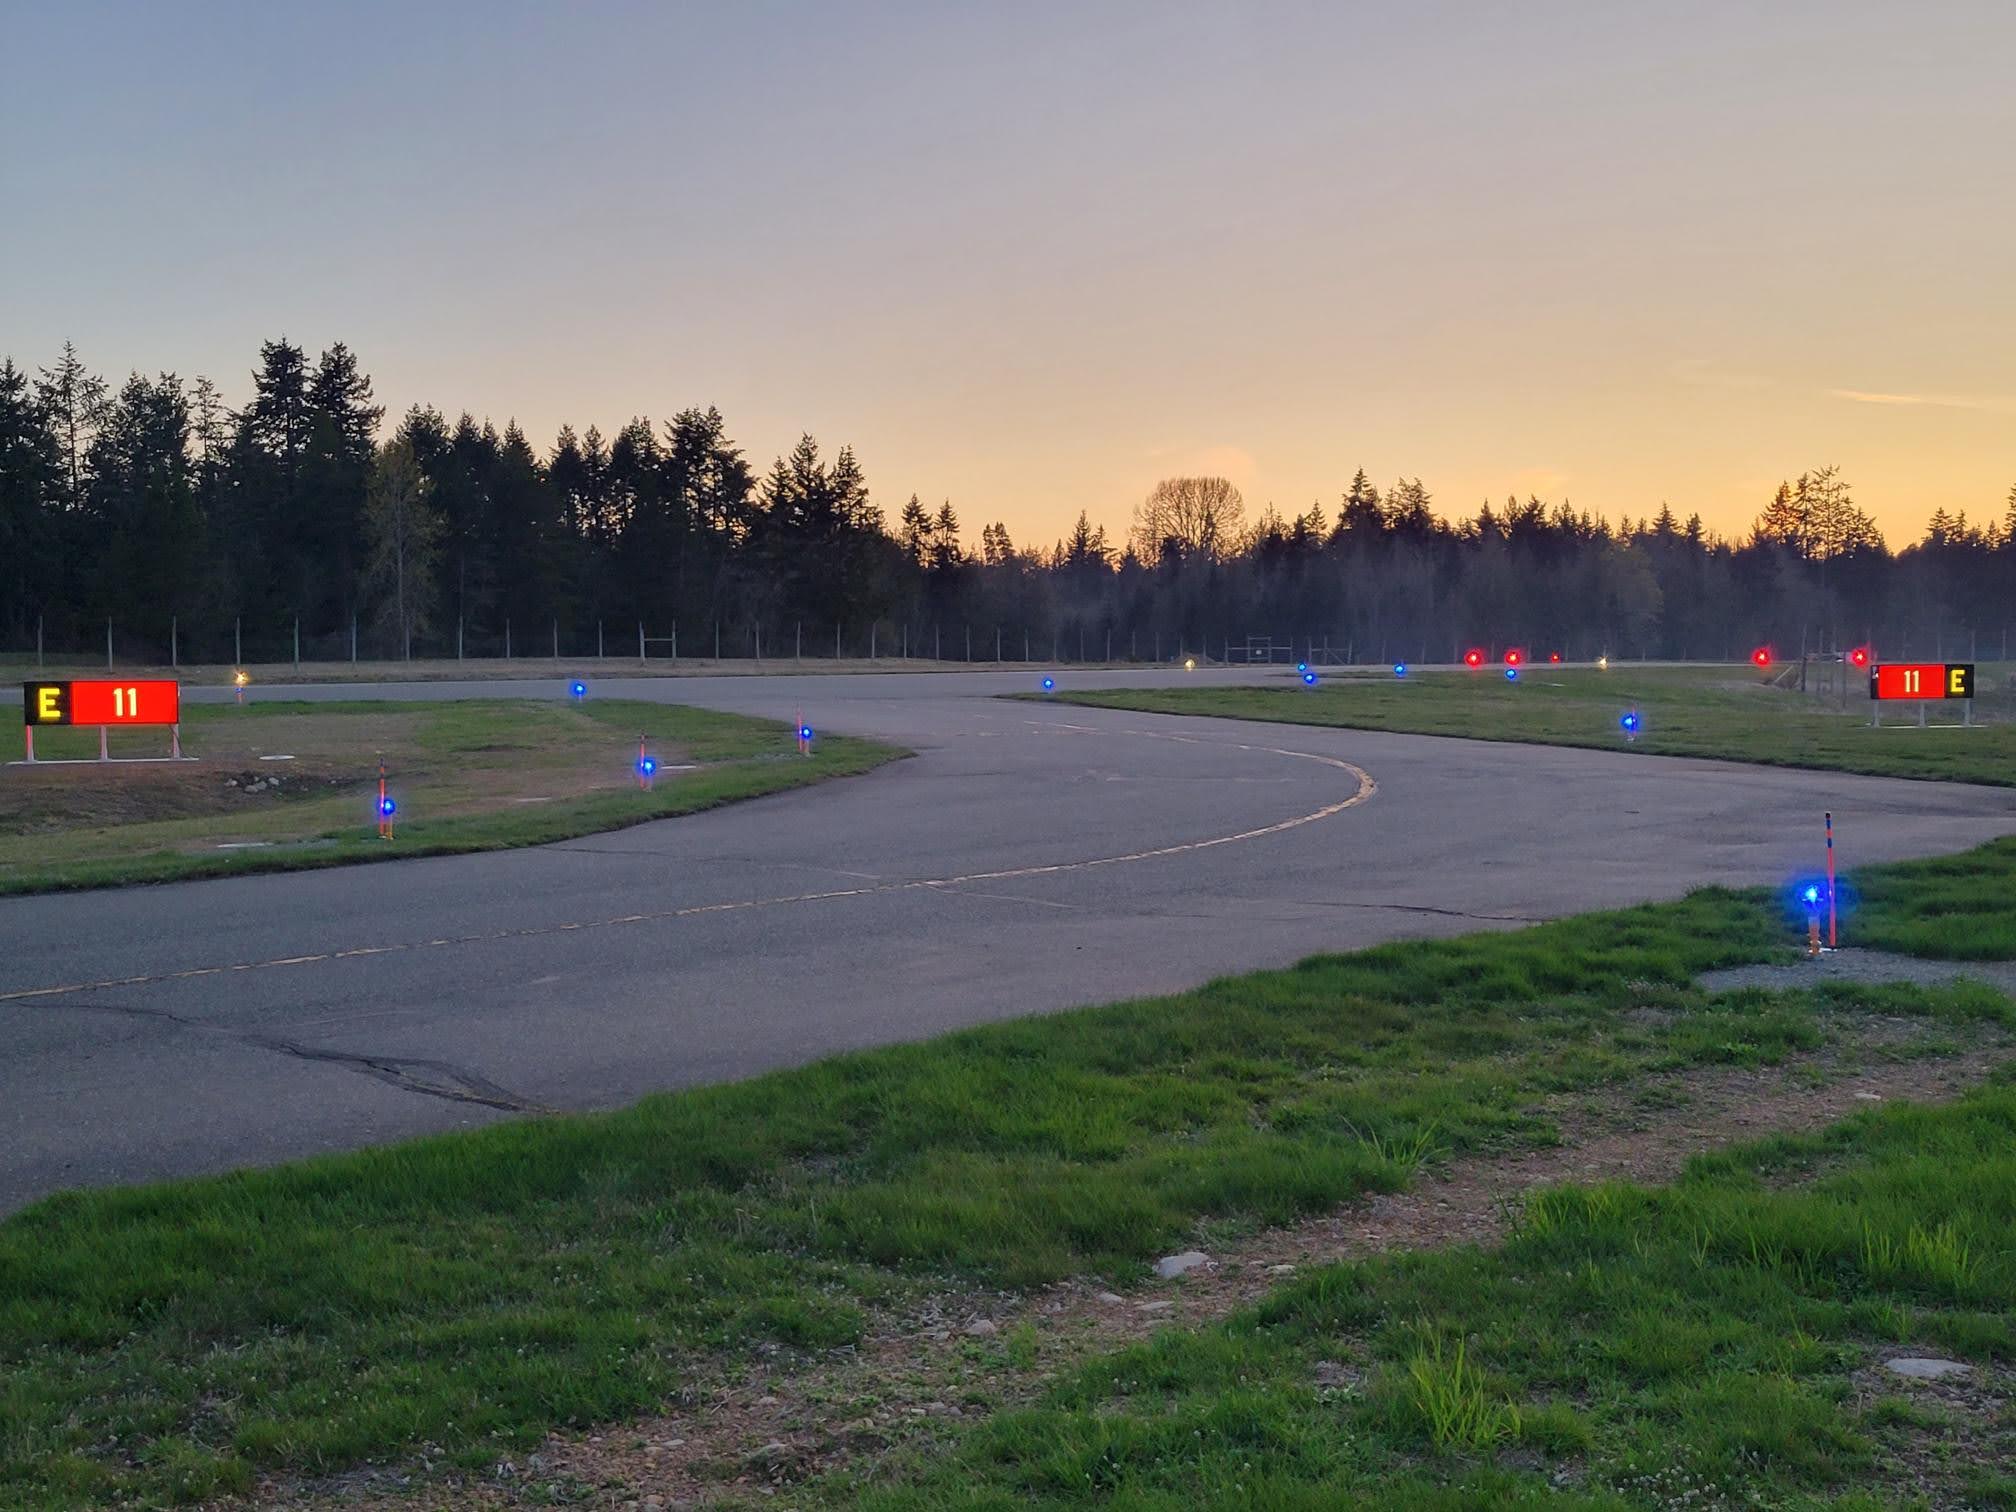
[
  {"xmin": 363, "ymin": 437, "xmax": 442, "ymax": 659},
  {"xmin": 1130, "ymin": 476, "xmax": 1245, "ymax": 564}
]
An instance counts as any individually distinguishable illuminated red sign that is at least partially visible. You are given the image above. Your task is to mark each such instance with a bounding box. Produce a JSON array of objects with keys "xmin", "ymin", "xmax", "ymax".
[
  {"xmin": 1871, "ymin": 664, "xmax": 1973, "ymax": 701},
  {"xmin": 23, "ymin": 679, "xmax": 181, "ymax": 726}
]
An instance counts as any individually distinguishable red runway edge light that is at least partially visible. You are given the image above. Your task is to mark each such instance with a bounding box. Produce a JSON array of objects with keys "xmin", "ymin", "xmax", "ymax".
[
  {"xmin": 1463, "ymin": 648, "xmax": 1484, "ymax": 668},
  {"xmin": 1752, "ymin": 647, "xmax": 1772, "ymax": 668},
  {"xmin": 1848, "ymin": 647, "xmax": 1870, "ymax": 668}
]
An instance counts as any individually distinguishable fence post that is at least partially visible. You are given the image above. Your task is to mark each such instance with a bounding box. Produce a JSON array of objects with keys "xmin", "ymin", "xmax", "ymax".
[
  {"xmin": 671, "ymin": 624, "xmax": 677, "ymax": 662},
  {"xmin": 756, "ymin": 625, "xmax": 763, "ymax": 664},
  {"xmin": 835, "ymin": 622, "xmax": 841, "ymax": 660},
  {"xmin": 1025, "ymin": 630, "xmax": 1030, "ymax": 662},
  {"xmin": 935, "ymin": 624, "xmax": 941, "ymax": 660},
  {"xmin": 235, "ymin": 616, "xmax": 241, "ymax": 666},
  {"xmin": 638, "ymin": 621, "xmax": 645, "ymax": 661},
  {"xmin": 965, "ymin": 624, "xmax": 971, "ymax": 661},
  {"xmin": 796, "ymin": 621, "xmax": 801, "ymax": 663},
  {"xmin": 716, "ymin": 622, "xmax": 721, "ymax": 660},
  {"xmin": 553, "ymin": 620, "xmax": 559, "ymax": 659},
  {"xmin": 351, "ymin": 616, "xmax": 357, "ymax": 664},
  {"xmin": 171, "ymin": 615, "xmax": 178, "ymax": 668},
  {"xmin": 505, "ymin": 619, "xmax": 512, "ymax": 660},
  {"xmin": 293, "ymin": 618, "xmax": 300, "ymax": 671},
  {"xmin": 870, "ymin": 623, "xmax": 876, "ymax": 660},
  {"xmin": 996, "ymin": 626, "xmax": 1002, "ymax": 664},
  {"xmin": 36, "ymin": 613, "xmax": 43, "ymax": 668},
  {"xmin": 458, "ymin": 617, "xmax": 464, "ymax": 660},
  {"xmin": 598, "ymin": 620, "xmax": 604, "ymax": 658}
]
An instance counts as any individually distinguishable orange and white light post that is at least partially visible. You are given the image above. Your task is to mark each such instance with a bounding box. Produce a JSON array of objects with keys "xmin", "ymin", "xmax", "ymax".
[
  {"xmin": 1826, "ymin": 811, "xmax": 1836, "ymax": 950},
  {"xmin": 234, "ymin": 669, "xmax": 249, "ymax": 705},
  {"xmin": 376, "ymin": 758, "xmax": 396, "ymax": 840}
]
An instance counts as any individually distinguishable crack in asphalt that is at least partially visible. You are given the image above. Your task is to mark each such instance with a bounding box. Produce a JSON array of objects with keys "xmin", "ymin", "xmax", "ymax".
[
  {"xmin": 1329, "ymin": 901, "xmax": 1540, "ymax": 923},
  {"xmin": 238, "ymin": 1036, "xmax": 555, "ymax": 1113},
  {"xmin": 61, "ymin": 999, "xmax": 554, "ymax": 1115}
]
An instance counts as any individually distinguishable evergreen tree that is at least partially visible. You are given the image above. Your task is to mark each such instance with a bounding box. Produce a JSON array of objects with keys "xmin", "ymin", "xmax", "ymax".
[
  {"xmin": 488, "ymin": 422, "xmax": 557, "ymax": 629},
  {"xmin": 34, "ymin": 342, "xmax": 107, "ymax": 508},
  {"xmin": 301, "ymin": 342, "xmax": 383, "ymax": 623},
  {"xmin": 224, "ymin": 339, "xmax": 313, "ymax": 621},
  {"xmin": 897, "ymin": 495, "xmax": 931, "ymax": 568},
  {"xmin": 930, "ymin": 499, "xmax": 961, "ymax": 572},
  {"xmin": 0, "ymin": 359, "xmax": 60, "ymax": 638},
  {"xmin": 86, "ymin": 372, "xmax": 203, "ymax": 633}
]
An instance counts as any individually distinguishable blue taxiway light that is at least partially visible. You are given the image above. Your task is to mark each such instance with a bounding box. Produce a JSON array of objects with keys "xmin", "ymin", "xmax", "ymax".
[
  {"xmin": 569, "ymin": 681, "xmax": 587, "ymax": 699},
  {"xmin": 637, "ymin": 757, "xmax": 657, "ymax": 776},
  {"xmin": 1505, "ymin": 668, "xmax": 1519, "ymax": 681},
  {"xmin": 1301, "ymin": 671, "xmax": 1318, "ymax": 686},
  {"xmin": 1801, "ymin": 885, "xmax": 1822, "ymax": 907},
  {"xmin": 377, "ymin": 797, "xmax": 396, "ymax": 817},
  {"xmin": 1041, "ymin": 677, "xmax": 1055, "ymax": 692},
  {"xmin": 1620, "ymin": 712, "xmax": 1641, "ymax": 732},
  {"xmin": 1393, "ymin": 663, "xmax": 1407, "ymax": 678},
  {"xmin": 799, "ymin": 725, "xmax": 814, "ymax": 741},
  {"xmin": 1296, "ymin": 662, "xmax": 1309, "ymax": 674}
]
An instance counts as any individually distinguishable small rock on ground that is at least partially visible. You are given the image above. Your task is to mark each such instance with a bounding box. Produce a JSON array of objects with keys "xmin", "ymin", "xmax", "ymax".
[
  {"xmin": 1154, "ymin": 1249, "xmax": 1210, "ymax": 1279},
  {"xmin": 1885, "ymin": 1356, "xmax": 1972, "ymax": 1380}
]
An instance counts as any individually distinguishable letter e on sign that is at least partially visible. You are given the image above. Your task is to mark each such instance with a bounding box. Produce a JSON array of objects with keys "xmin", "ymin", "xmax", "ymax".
[
  {"xmin": 1948, "ymin": 664, "xmax": 1974, "ymax": 698},
  {"xmin": 23, "ymin": 681, "xmax": 72, "ymax": 725}
]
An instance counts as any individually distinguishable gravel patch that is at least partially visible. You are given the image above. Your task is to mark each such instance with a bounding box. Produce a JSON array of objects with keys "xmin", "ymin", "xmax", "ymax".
[{"xmin": 1700, "ymin": 948, "xmax": 2016, "ymax": 997}]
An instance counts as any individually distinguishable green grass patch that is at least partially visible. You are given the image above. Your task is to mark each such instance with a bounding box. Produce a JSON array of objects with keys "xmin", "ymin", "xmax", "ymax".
[
  {"xmin": 1049, "ymin": 663, "xmax": 2016, "ymax": 786},
  {"xmin": 841, "ymin": 1082, "xmax": 2016, "ymax": 1510},
  {"xmin": 0, "ymin": 698, "xmax": 903, "ymax": 895},
  {"xmin": 1, "ymin": 846, "xmax": 2012, "ymax": 1505},
  {"xmin": 1849, "ymin": 837, "xmax": 2016, "ymax": 959}
]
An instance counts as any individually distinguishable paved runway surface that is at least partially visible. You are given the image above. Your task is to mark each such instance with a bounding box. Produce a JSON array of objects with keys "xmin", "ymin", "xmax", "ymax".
[{"xmin": 5, "ymin": 668, "xmax": 2013, "ymax": 1212}]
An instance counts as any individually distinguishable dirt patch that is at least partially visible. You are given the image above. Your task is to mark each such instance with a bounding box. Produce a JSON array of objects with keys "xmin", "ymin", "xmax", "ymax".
[
  {"xmin": 1849, "ymin": 1353, "xmax": 2016, "ymax": 1507},
  {"xmin": 235, "ymin": 1020, "xmax": 2013, "ymax": 1511},
  {"xmin": 1702, "ymin": 948, "xmax": 2016, "ymax": 1000}
]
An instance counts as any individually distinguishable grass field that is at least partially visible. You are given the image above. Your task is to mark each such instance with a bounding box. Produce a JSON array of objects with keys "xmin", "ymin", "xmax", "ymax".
[
  {"xmin": 839, "ymin": 1083, "xmax": 2016, "ymax": 1510},
  {"xmin": 0, "ymin": 698, "xmax": 902, "ymax": 895},
  {"xmin": 2, "ymin": 837, "xmax": 2011, "ymax": 1507},
  {"xmin": 1048, "ymin": 664, "xmax": 2016, "ymax": 788}
]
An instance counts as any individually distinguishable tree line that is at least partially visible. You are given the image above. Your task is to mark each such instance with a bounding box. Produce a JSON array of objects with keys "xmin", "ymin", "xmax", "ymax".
[{"xmin": 3, "ymin": 339, "xmax": 2013, "ymax": 665}]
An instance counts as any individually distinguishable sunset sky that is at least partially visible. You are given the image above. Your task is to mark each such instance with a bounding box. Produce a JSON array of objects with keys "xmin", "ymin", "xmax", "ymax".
[{"xmin": 5, "ymin": 1, "xmax": 2013, "ymax": 548}]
